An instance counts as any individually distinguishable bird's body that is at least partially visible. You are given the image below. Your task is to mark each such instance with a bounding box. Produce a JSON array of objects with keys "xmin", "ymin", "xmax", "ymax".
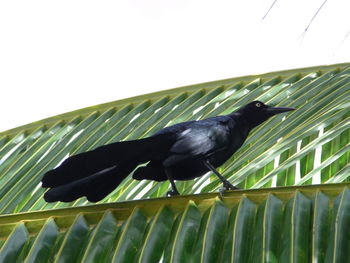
[
  {"xmin": 42, "ymin": 101, "xmax": 294, "ymax": 202},
  {"xmin": 138, "ymin": 115, "xmax": 248, "ymax": 181}
]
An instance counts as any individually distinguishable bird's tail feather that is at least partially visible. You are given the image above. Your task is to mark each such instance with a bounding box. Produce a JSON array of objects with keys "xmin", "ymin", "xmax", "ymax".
[
  {"xmin": 44, "ymin": 163, "xmax": 135, "ymax": 202},
  {"xmin": 42, "ymin": 136, "xmax": 162, "ymax": 188}
]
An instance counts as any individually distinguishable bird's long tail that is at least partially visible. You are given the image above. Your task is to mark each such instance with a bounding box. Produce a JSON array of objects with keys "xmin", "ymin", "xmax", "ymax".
[
  {"xmin": 41, "ymin": 135, "xmax": 169, "ymax": 202},
  {"xmin": 44, "ymin": 163, "xmax": 136, "ymax": 202},
  {"xmin": 42, "ymin": 136, "xmax": 163, "ymax": 188}
]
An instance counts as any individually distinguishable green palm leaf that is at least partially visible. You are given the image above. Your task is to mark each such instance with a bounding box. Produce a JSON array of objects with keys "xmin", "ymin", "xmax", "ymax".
[
  {"xmin": 1, "ymin": 63, "xmax": 350, "ymax": 261},
  {"xmin": 0, "ymin": 63, "xmax": 350, "ymax": 214},
  {"xmin": 0, "ymin": 184, "xmax": 349, "ymax": 262}
]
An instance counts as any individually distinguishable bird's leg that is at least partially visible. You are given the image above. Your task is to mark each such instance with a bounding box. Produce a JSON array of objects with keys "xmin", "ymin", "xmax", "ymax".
[
  {"xmin": 203, "ymin": 160, "xmax": 238, "ymax": 198},
  {"xmin": 165, "ymin": 168, "xmax": 180, "ymax": 197}
]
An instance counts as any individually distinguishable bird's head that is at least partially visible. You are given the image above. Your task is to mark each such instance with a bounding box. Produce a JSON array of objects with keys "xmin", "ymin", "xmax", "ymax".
[{"xmin": 236, "ymin": 101, "xmax": 295, "ymax": 128}]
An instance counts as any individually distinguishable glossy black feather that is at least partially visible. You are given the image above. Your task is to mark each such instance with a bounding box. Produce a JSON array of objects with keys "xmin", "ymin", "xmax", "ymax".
[{"xmin": 42, "ymin": 101, "xmax": 294, "ymax": 202}]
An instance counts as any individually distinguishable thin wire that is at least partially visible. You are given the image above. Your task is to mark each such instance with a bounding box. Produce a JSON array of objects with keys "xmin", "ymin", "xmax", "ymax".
[
  {"xmin": 303, "ymin": 0, "xmax": 328, "ymax": 33},
  {"xmin": 262, "ymin": 0, "xmax": 278, "ymax": 20},
  {"xmin": 332, "ymin": 30, "xmax": 350, "ymax": 58},
  {"xmin": 299, "ymin": 0, "xmax": 329, "ymax": 44}
]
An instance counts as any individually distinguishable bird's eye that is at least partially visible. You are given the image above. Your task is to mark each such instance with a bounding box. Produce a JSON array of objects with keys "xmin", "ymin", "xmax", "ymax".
[{"xmin": 255, "ymin": 102, "xmax": 262, "ymax": 108}]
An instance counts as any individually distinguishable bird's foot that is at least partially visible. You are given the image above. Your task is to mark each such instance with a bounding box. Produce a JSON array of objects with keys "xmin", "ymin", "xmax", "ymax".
[
  {"xmin": 166, "ymin": 189, "xmax": 180, "ymax": 197},
  {"xmin": 219, "ymin": 181, "xmax": 239, "ymax": 200},
  {"xmin": 223, "ymin": 180, "xmax": 238, "ymax": 191}
]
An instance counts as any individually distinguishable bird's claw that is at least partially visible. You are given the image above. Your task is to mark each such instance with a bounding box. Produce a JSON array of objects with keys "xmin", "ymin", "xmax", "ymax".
[
  {"xmin": 223, "ymin": 181, "xmax": 238, "ymax": 191},
  {"xmin": 219, "ymin": 181, "xmax": 239, "ymax": 200},
  {"xmin": 219, "ymin": 187, "xmax": 227, "ymax": 200},
  {"xmin": 166, "ymin": 189, "xmax": 180, "ymax": 197}
]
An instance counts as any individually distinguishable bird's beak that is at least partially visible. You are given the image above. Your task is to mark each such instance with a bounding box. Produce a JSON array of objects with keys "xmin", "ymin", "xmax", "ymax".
[{"xmin": 265, "ymin": 106, "xmax": 295, "ymax": 115}]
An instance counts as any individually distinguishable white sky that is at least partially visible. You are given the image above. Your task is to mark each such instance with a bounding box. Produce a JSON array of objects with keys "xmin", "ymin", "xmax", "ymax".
[{"xmin": 0, "ymin": 0, "xmax": 349, "ymax": 132}]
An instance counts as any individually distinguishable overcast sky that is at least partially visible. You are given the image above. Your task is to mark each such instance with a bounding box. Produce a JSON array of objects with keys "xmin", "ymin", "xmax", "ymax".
[{"xmin": 1, "ymin": 0, "xmax": 349, "ymax": 132}]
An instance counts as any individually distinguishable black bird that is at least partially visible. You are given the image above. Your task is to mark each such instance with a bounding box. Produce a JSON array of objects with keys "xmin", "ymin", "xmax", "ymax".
[{"xmin": 42, "ymin": 101, "xmax": 294, "ymax": 202}]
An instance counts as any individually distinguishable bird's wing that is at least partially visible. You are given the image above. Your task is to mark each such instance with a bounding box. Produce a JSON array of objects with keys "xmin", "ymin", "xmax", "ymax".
[{"xmin": 170, "ymin": 116, "xmax": 235, "ymax": 157}]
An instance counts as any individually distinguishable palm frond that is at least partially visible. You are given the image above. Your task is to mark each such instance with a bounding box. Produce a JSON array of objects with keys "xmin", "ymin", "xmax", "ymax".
[
  {"xmin": 0, "ymin": 63, "xmax": 349, "ymax": 215},
  {"xmin": 0, "ymin": 184, "xmax": 348, "ymax": 262}
]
